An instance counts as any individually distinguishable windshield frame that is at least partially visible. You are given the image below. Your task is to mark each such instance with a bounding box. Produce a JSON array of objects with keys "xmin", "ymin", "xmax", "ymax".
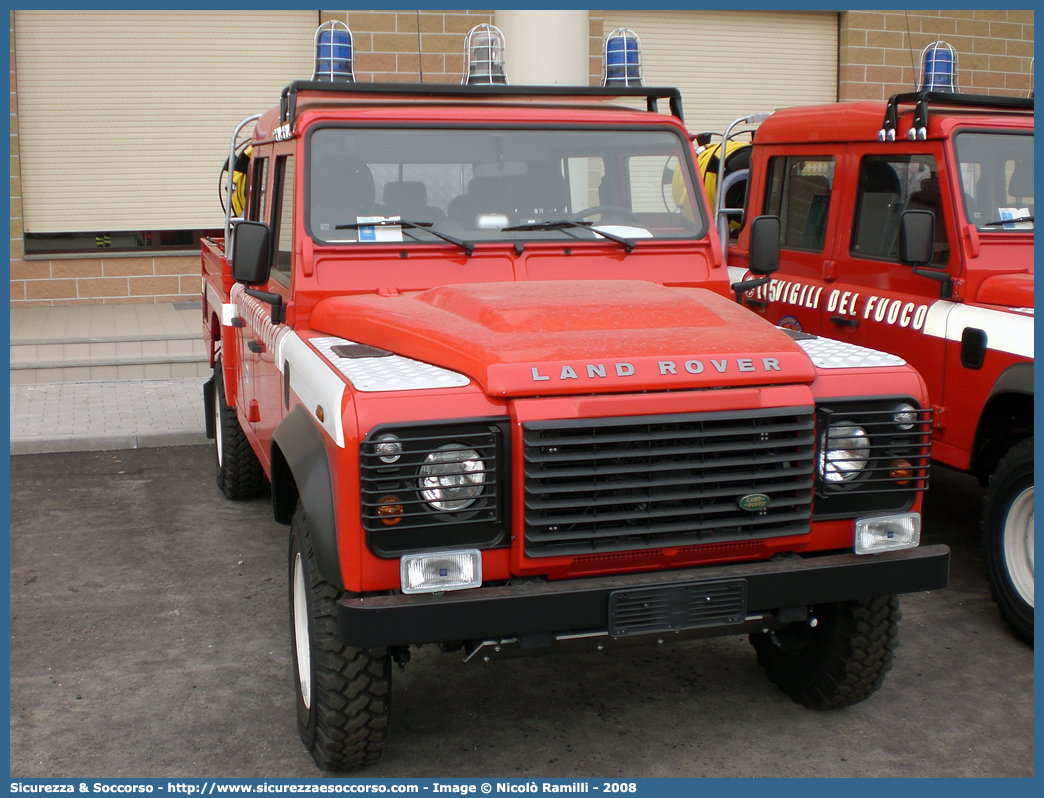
[{"xmin": 302, "ymin": 121, "xmax": 709, "ymax": 247}]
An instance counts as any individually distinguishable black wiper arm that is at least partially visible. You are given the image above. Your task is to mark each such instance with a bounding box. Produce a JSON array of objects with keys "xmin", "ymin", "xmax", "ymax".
[
  {"xmin": 983, "ymin": 215, "xmax": 1033, "ymax": 227},
  {"xmin": 336, "ymin": 218, "xmax": 474, "ymax": 255},
  {"xmin": 501, "ymin": 219, "xmax": 635, "ymax": 253}
]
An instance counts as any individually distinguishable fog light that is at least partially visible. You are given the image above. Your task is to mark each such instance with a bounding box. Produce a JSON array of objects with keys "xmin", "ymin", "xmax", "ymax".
[
  {"xmin": 401, "ymin": 549, "xmax": 482, "ymax": 594},
  {"xmin": 855, "ymin": 513, "xmax": 921, "ymax": 554}
]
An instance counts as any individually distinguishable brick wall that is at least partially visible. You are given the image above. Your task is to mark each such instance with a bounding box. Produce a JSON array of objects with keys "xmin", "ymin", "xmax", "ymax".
[
  {"xmin": 840, "ymin": 10, "xmax": 1034, "ymax": 101},
  {"xmin": 327, "ymin": 9, "xmax": 494, "ymax": 84},
  {"xmin": 10, "ymin": 256, "xmax": 201, "ymax": 305}
]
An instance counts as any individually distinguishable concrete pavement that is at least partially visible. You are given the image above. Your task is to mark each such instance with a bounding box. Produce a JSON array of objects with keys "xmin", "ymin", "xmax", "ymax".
[{"xmin": 10, "ymin": 377, "xmax": 208, "ymax": 455}]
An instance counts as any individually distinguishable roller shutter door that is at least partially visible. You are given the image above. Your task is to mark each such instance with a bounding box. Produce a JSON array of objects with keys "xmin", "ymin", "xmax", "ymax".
[
  {"xmin": 603, "ymin": 10, "xmax": 838, "ymax": 135},
  {"xmin": 15, "ymin": 10, "xmax": 318, "ymax": 233}
]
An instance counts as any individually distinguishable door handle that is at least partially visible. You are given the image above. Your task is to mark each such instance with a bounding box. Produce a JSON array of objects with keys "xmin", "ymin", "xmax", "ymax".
[
  {"xmin": 829, "ymin": 315, "xmax": 859, "ymax": 328},
  {"xmin": 247, "ymin": 340, "xmax": 265, "ymax": 354}
]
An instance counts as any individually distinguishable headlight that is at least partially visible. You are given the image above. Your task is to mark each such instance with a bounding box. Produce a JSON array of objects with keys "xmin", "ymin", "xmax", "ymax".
[
  {"xmin": 818, "ymin": 423, "xmax": 870, "ymax": 483},
  {"xmin": 419, "ymin": 443, "xmax": 486, "ymax": 511}
]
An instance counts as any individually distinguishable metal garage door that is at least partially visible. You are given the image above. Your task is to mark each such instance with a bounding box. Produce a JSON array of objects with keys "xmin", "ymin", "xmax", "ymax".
[
  {"xmin": 15, "ymin": 10, "xmax": 318, "ymax": 233},
  {"xmin": 603, "ymin": 10, "xmax": 838, "ymax": 135}
]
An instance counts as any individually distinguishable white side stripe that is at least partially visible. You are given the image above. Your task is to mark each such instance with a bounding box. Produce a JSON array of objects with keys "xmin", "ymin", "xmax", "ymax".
[
  {"xmin": 279, "ymin": 334, "xmax": 347, "ymax": 448},
  {"xmin": 923, "ymin": 301, "xmax": 1034, "ymax": 360}
]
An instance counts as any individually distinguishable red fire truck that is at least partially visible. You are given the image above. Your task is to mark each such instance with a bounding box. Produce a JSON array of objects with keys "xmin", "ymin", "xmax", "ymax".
[
  {"xmin": 202, "ymin": 24, "xmax": 949, "ymax": 771},
  {"xmin": 719, "ymin": 89, "xmax": 1032, "ymax": 643}
]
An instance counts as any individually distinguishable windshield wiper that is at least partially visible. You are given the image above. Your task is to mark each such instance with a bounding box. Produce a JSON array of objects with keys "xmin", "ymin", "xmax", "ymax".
[
  {"xmin": 501, "ymin": 219, "xmax": 636, "ymax": 253},
  {"xmin": 336, "ymin": 219, "xmax": 474, "ymax": 255},
  {"xmin": 983, "ymin": 215, "xmax": 1034, "ymax": 227}
]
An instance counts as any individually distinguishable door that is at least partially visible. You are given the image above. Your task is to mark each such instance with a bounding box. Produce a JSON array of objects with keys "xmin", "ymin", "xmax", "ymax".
[
  {"xmin": 821, "ymin": 146, "xmax": 955, "ymax": 412},
  {"xmin": 748, "ymin": 148, "xmax": 845, "ymax": 334}
]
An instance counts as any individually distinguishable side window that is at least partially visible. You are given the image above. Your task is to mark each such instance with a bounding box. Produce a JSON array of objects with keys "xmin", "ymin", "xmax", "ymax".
[
  {"xmin": 272, "ymin": 155, "xmax": 294, "ymax": 285},
  {"xmin": 249, "ymin": 156, "xmax": 268, "ymax": 222},
  {"xmin": 850, "ymin": 154, "xmax": 948, "ymax": 266},
  {"xmin": 763, "ymin": 156, "xmax": 834, "ymax": 252}
]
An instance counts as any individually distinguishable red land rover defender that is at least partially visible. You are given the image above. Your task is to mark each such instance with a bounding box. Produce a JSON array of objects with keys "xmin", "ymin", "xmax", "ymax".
[
  {"xmin": 721, "ymin": 91, "xmax": 1032, "ymax": 643},
  {"xmin": 201, "ymin": 28, "xmax": 949, "ymax": 771}
]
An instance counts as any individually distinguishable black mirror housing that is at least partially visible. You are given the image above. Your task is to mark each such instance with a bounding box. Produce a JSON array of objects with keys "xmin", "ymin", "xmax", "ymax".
[
  {"xmin": 232, "ymin": 221, "xmax": 272, "ymax": 285},
  {"xmin": 747, "ymin": 215, "xmax": 780, "ymax": 276},
  {"xmin": 898, "ymin": 210, "xmax": 935, "ymax": 267}
]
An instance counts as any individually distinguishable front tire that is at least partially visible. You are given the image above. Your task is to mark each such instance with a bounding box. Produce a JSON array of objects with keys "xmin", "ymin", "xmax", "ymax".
[
  {"xmin": 750, "ymin": 596, "xmax": 900, "ymax": 709},
  {"xmin": 212, "ymin": 359, "xmax": 265, "ymax": 500},
  {"xmin": 982, "ymin": 438, "xmax": 1034, "ymax": 645},
  {"xmin": 289, "ymin": 504, "xmax": 391, "ymax": 771}
]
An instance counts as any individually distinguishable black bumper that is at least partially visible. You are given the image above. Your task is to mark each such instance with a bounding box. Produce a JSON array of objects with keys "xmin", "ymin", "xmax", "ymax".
[{"xmin": 337, "ymin": 544, "xmax": 950, "ymax": 648}]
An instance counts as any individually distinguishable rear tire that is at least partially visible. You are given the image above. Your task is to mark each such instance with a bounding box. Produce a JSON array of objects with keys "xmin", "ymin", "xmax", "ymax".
[
  {"xmin": 982, "ymin": 438, "xmax": 1034, "ymax": 645},
  {"xmin": 750, "ymin": 596, "xmax": 900, "ymax": 709},
  {"xmin": 213, "ymin": 360, "xmax": 265, "ymax": 500},
  {"xmin": 289, "ymin": 503, "xmax": 391, "ymax": 771}
]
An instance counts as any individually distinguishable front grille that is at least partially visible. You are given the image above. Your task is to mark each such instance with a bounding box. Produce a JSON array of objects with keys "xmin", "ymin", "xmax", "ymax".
[{"xmin": 522, "ymin": 407, "xmax": 815, "ymax": 557}]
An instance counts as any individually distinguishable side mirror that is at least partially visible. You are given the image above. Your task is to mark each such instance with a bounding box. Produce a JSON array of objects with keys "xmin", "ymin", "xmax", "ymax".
[
  {"xmin": 898, "ymin": 210, "xmax": 935, "ymax": 267},
  {"xmin": 747, "ymin": 215, "xmax": 780, "ymax": 275},
  {"xmin": 232, "ymin": 220, "xmax": 272, "ymax": 285}
]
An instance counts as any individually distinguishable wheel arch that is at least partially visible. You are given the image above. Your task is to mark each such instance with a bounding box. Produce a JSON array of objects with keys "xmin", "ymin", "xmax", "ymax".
[
  {"xmin": 271, "ymin": 406, "xmax": 343, "ymax": 590},
  {"xmin": 972, "ymin": 363, "xmax": 1034, "ymax": 479}
]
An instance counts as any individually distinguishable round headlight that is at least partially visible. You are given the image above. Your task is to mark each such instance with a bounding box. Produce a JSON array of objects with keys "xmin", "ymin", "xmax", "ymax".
[
  {"xmin": 892, "ymin": 403, "xmax": 917, "ymax": 430},
  {"xmin": 374, "ymin": 433, "xmax": 402, "ymax": 464},
  {"xmin": 818, "ymin": 423, "xmax": 870, "ymax": 483},
  {"xmin": 419, "ymin": 443, "xmax": 486, "ymax": 511}
]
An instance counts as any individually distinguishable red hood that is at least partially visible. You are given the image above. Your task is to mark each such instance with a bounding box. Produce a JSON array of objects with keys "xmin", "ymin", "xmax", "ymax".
[
  {"xmin": 308, "ymin": 281, "xmax": 816, "ymax": 396},
  {"xmin": 975, "ymin": 272, "xmax": 1034, "ymax": 310}
]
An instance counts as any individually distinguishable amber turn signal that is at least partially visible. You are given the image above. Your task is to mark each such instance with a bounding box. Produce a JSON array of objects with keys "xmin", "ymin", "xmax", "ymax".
[
  {"xmin": 377, "ymin": 496, "xmax": 404, "ymax": 525},
  {"xmin": 889, "ymin": 459, "xmax": 914, "ymax": 485}
]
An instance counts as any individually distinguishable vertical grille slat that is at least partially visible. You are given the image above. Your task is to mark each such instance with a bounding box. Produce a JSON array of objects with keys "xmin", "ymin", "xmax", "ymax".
[{"xmin": 523, "ymin": 407, "xmax": 816, "ymax": 557}]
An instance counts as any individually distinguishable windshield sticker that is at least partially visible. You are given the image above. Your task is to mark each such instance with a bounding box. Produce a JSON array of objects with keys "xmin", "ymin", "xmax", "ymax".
[
  {"xmin": 997, "ymin": 207, "xmax": 1032, "ymax": 230},
  {"xmin": 357, "ymin": 216, "xmax": 404, "ymax": 242}
]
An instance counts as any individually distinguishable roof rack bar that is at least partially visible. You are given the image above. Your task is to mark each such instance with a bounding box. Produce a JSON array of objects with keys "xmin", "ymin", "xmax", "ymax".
[
  {"xmin": 277, "ymin": 79, "xmax": 685, "ymax": 132},
  {"xmin": 878, "ymin": 90, "xmax": 1033, "ymax": 141}
]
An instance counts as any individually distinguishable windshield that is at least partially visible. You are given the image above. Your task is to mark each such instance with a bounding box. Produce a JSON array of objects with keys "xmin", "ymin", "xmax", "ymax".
[
  {"xmin": 954, "ymin": 131, "xmax": 1033, "ymax": 231},
  {"xmin": 307, "ymin": 126, "xmax": 706, "ymax": 246}
]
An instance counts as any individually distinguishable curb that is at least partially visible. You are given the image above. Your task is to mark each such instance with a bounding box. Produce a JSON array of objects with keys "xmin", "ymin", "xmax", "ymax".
[{"xmin": 10, "ymin": 428, "xmax": 209, "ymax": 456}]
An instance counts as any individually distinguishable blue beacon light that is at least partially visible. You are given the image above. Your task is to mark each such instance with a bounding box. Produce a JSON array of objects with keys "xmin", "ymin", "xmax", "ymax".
[
  {"xmin": 313, "ymin": 20, "xmax": 355, "ymax": 83},
  {"xmin": 602, "ymin": 28, "xmax": 643, "ymax": 87},
  {"xmin": 920, "ymin": 41, "xmax": 958, "ymax": 93}
]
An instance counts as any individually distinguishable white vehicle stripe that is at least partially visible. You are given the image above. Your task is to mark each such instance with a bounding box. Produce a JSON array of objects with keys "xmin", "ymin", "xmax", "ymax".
[
  {"xmin": 279, "ymin": 333, "xmax": 347, "ymax": 448},
  {"xmin": 923, "ymin": 301, "xmax": 1034, "ymax": 360},
  {"xmin": 204, "ymin": 282, "xmax": 237, "ymax": 327}
]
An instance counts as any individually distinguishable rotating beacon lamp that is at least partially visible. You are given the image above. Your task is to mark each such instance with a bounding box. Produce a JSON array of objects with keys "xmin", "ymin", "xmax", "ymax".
[
  {"xmin": 313, "ymin": 20, "xmax": 355, "ymax": 82},
  {"xmin": 463, "ymin": 24, "xmax": 508, "ymax": 85},
  {"xmin": 919, "ymin": 41, "xmax": 958, "ymax": 93},
  {"xmin": 602, "ymin": 28, "xmax": 643, "ymax": 87}
]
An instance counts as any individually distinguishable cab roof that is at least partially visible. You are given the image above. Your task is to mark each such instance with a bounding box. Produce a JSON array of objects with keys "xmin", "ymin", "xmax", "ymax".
[
  {"xmin": 755, "ymin": 91, "xmax": 1033, "ymax": 145},
  {"xmin": 253, "ymin": 80, "xmax": 686, "ymax": 142}
]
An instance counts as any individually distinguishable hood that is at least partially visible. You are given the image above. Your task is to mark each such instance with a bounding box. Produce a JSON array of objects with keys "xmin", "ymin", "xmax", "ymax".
[
  {"xmin": 308, "ymin": 281, "xmax": 816, "ymax": 396},
  {"xmin": 975, "ymin": 272, "xmax": 1034, "ymax": 310}
]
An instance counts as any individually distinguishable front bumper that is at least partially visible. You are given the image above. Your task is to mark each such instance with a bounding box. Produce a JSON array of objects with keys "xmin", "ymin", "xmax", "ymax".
[{"xmin": 337, "ymin": 544, "xmax": 949, "ymax": 648}]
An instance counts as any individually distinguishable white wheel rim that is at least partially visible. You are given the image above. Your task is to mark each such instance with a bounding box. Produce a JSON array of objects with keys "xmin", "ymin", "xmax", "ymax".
[
  {"xmin": 292, "ymin": 551, "xmax": 313, "ymax": 709},
  {"xmin": 1002, "ymin": 486, "xmax": 1034, "ymax": 608},
  {"xmin": 214, "ymin": 378, "xmax": 224, "ymax": 468}
]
